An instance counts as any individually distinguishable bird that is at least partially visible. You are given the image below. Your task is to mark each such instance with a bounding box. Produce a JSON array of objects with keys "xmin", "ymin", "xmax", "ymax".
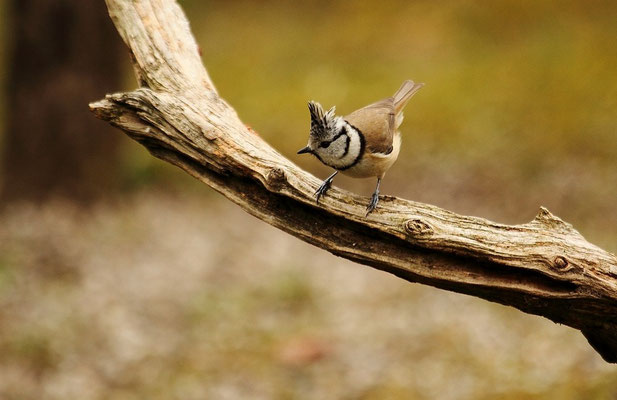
[{"xmin": 297, "ymin": 80, "xmax": 424, "ymax": 216}]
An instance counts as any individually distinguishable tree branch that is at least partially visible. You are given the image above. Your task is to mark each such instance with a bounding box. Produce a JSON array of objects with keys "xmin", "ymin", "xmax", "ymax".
[{"xmin": 91, "ymin": 0, "xmax": 617, "ymax": 362}]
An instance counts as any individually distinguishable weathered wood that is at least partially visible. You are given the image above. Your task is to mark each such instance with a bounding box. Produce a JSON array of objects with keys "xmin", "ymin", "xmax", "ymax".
[{"xmin": 91, "ymin": 0, "xmax": 617, "ymax": 362}]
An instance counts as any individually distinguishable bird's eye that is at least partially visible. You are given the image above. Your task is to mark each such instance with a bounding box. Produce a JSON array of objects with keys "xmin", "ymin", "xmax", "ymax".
[{"xmin": 319, "ymin": 141, "xmax": 330, "ymax": 148}]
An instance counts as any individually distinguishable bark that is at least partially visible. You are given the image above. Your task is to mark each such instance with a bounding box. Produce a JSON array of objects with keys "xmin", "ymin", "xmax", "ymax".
[
  {"xmin": 2, "ymin": 0, "xmax": 123, "ymax": 202},
  {"xmin": 90, "ymin": 0, "xmax": 617, "ymax": 362}
]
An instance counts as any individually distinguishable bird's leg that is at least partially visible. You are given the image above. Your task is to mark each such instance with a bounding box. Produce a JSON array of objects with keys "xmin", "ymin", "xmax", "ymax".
[
  {"xmin": 366, "ymin": 177, "xmax": 382, "ymax": 216},
  {"xmin": 315, "ymin": 171, "xmax": 338, "ymax": 204}
]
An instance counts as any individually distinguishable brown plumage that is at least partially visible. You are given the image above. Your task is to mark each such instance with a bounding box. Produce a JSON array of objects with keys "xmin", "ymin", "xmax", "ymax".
[{"xmin": 345, "ymin": 80, "xmax": 424, "ymax": 155}]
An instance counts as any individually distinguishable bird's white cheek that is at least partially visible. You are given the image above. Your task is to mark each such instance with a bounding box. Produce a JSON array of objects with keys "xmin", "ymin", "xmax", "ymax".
[{"xmin": 315, "ymin": 148, "xmax": 339, "ymax": 167}]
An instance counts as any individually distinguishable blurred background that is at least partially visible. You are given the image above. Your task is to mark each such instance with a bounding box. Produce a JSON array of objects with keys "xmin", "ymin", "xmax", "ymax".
[{"xmin": 1, "ymin": 0, "xmax": 617, "ymax": 398}]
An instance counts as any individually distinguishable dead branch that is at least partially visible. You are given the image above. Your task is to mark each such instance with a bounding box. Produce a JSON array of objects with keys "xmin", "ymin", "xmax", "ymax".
[{"xmin": 91, "ymin": 0, "xmax": 617, "ymax": 362}]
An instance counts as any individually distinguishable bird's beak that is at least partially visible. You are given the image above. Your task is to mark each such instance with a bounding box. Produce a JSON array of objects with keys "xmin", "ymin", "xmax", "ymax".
[{"xmin": 297, "ymin": 146, "xmax": 312, "ymax": 155}]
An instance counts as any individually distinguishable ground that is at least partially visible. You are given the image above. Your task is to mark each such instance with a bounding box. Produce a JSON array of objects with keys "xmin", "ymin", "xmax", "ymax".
[{"xmin": 0, "ymin": 191, "xmax": 615, "ymax": 400}]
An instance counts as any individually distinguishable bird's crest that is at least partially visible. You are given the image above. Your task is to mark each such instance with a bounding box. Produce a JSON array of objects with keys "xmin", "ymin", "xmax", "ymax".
[{"xmin": 308, "ymin": 101, "xmax": 337, "ymax": 139}]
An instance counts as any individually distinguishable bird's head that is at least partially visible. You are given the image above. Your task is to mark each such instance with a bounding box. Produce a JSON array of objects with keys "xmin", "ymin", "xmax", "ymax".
[{"xmin": 297, "ymin": 101, "xmax": 347, "ymax": 161}]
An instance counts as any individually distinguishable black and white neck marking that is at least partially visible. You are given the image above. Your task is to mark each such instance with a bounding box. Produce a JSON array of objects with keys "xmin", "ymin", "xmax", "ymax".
[{"xmin": 313, "ymin": 121, "xmax": 365, "ymax": 171}]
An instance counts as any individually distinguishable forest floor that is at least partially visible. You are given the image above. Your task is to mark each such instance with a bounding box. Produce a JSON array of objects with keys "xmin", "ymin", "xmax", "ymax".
[{"xmin": 0, "ymin": 190, "xmax": 615, "ymax": 400}]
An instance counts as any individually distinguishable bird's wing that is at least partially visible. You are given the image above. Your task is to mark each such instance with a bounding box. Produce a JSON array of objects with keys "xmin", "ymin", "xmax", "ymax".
[
  {"xmin": 345, "ymin": 101, "xmax": 395, "ymax": 155},
  {"xmin": 343, "ymin": 81, "xmax": 423, "ymax": 154}
]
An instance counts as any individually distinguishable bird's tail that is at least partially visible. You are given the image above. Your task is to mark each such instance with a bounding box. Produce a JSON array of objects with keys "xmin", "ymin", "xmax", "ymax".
[{"xmin": 393, "ymin": 80, "xmax": 424, "ymax": 115}]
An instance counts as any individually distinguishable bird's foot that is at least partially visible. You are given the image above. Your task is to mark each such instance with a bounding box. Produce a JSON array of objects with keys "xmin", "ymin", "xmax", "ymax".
[
  {"xmin": 315, "ymin": 171, "xmax": 338, "ymax": 204},
  {"xmin": 366, "ymin": 191, "xmax": 380, "ymax": 216},
  {"xmin": 315, "ymin": 179, "xmax": 332, "ymax": 204}
]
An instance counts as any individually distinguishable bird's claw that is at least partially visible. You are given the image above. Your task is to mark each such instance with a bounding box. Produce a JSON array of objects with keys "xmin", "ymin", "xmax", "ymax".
[
  {"xmin": 315, "ymin": 180, "xmax": 332, "ymax": 204},
  {"xmin": 365, "ymin": 192, "xmax": 380, "ymax": 216}
]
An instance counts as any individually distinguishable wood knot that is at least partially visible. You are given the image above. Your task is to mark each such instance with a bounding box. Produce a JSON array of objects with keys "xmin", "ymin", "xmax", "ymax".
[
  {"xmin": 551, "ymin": 256, "xmax": 578, "ymax": 273},
  {"xmin": 267, "ymin": 167, "xmax": 286, "ymax": 190},
  {"xmin": 201, "ymin": 128, "xmax": 218, "ymax": 140},
  {"xmin": 554, "ymin": 256, "xmax": 568, "ymax": 270},
  {"xmin": 404, "ymin": 219, "xmax": 433, "ymax": 236}
]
